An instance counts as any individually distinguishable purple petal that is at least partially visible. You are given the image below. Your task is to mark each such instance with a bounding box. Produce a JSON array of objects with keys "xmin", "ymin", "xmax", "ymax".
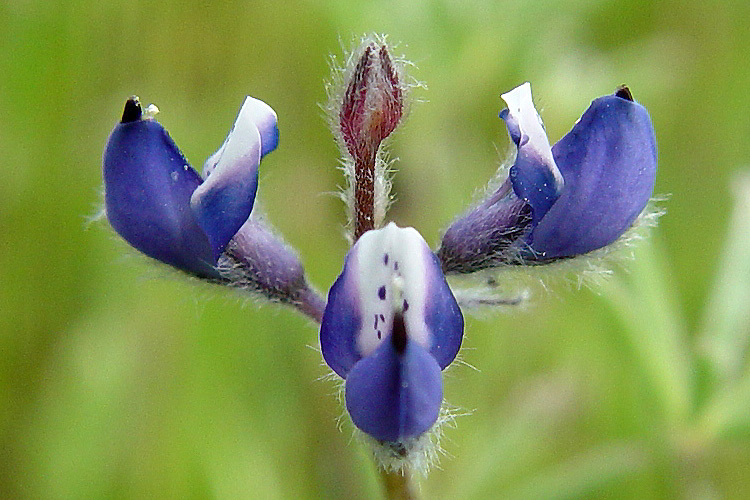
[
  {"xmin": 103, "ymin": 98, "xmax": 218, "ymax": 278},
  {"xmin": 320, "ymin": 223, "xmax": 464, "ymax": 378},
  {"xmin": 191, "ymin": 97, "xmax": 274, "ymax": 259},
  {"xmin": 345, "ymin": 335, "xmax": 443, "ymax": 442},
  {"xmin": 320, "ymin": 249, "xmax": 362, "ymax": 378},
  {"xmin": 252, "ymin": 97, "xmax": 280, "ymax": 158},
  {"xmin": 528, "ymin": 89, "xmax": 657, "ymax": 259},
  {"xmin": 501, "ymin": 83, "xmax": 564, "ymax": 225},
  {"xmin": 423, "ymin": 250, "xmax": 464, "ymax": 369}
]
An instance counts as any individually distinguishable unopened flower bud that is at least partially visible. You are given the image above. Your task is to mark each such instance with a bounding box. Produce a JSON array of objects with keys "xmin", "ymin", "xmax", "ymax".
[
  {"xmin": 340, "ymin": 43, "xmax": 403, "ymax": 163},
  {"xmin": 336, "ymin": 40, "xmax": 405, "ymax": 240}
]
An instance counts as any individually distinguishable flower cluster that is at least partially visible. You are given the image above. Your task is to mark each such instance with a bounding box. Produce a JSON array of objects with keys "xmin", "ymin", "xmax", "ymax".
[{"xmin": 102, "ymin": 37, "xmax": 657, "ymax": 471}]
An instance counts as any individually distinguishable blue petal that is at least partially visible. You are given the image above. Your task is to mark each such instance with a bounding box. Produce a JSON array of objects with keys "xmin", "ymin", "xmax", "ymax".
[
  {"xmin": 528, "ymin": 91, "xmax": 657, "ymax": 259},
  {"xmin": 320, "ymin": 224, "xmax": 464, "ymax": 378},
  {"xmin": 103, "ymin": 98, "xmax": 219, "ymax": 278},
  {"xmin": 345, "ymin": 337, "xmax": 442, "ymax": 442},
  {"xmin": 320, "ymin": 251, "xmax": 362, "ymax": 378},
  {"xmin": 191, "ymin": 98, "xmax": 272, "ymax": 259},
  {"xmin": 246, "ymin": 96, "xmax": 279, "ymax": 158},
  {"xmin": 501, "ymin": 83, "xmax": 564, "ymax": 226},
  {"xmin": 258, "ymin": 115, "xmax": 279, "ymax": 158},
  {"xmin": 423, "ymin": 251, "xmax": 464, "ymax": 369}
]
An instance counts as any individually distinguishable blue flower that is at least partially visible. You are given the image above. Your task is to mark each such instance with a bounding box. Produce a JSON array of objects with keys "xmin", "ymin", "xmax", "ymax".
[
  {"xmin": 103, "ymin": 96, "xmax": 279, "ymax": 278},
  {"xmin": 438, "ymin": 83, "xmax": 657, "ymax": 272},
  {"xmin": 320, "ymin": 223, "xmax": 464, "ymax": 443}
]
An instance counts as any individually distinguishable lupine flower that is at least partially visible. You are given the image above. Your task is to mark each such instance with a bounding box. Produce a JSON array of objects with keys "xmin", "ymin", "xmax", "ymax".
[
  {"xmin": 103, "ymin": 95, "xmax": 325, "ymax": 319},
  {"xmin": 438, "ymin": 82, "xmax": 657, "ymax": 273},
  {"xmin": 320, "ymin": 223, "xmax": 463, "ymax": 443},
  {"xmin": 103, "ymin": 95, "xmax": 279, "ymax": 279}
]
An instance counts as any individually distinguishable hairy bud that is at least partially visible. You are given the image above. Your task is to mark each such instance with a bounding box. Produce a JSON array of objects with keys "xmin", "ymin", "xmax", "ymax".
[
  {"xmin": 335, "ymin": 39, "xmax": 405, "ymax": 240},
  {"xmin": 340, "ymin": 43, "xmax": 403, "ymax": 164}
]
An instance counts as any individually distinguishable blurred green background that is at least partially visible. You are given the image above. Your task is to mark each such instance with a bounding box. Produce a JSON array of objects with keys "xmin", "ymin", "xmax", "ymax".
[{"xmin": 1, "ymin": 0, "xmax": 749, "ymax": 498}]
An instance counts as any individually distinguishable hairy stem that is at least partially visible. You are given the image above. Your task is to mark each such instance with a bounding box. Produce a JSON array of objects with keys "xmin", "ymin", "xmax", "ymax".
[
  {"xmin": 354, "ymin": 154, "xmax": 376, "ymax": 240},
  {"xmin": 380, "ymin": 468, "xmax": 419, "ymax": 500}
]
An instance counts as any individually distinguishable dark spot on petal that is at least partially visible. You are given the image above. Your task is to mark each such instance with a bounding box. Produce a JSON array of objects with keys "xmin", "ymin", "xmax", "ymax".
[
  {"xmin": 615, "ymin": 85, "xmax": 634, "ymax": 101},
  {"xmin": 121, "ymin": 96, "xmax": 142, "ymax": 123},
  {"xmin": 378, "ymin": 286, "xmax": 386, "ymax": 300},
  {"xmin": 394, "ymin": 261, "xmax": 399, "ymax": 271},
  {"xmin": 377, "ymin": 330, "xmax": 382, "ymax": 339},
  {"xmin": 380, "ymin": 314, "xmax": 385, "ymax": 322},
  {"xmin": 402, "ymin": 300, "xmax": 409, "ymax": 312},
  {"xmin": 384, "ymin": 253, "xmax": 389, "ymax": 265},
  {"xmin": 374, "ymin": 314, "xmax": 379, "ymax": 328}
]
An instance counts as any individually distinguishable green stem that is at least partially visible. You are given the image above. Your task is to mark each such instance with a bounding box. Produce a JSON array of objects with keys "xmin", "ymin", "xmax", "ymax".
[{"xmin": 380, "ymin": 468, "xmax": 419, "ymax": 500}]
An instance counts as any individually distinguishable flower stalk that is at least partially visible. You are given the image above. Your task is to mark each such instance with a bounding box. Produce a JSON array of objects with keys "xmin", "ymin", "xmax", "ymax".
[{"xmin": 380, "ymin": 469, "xmax": 419, "ymax": 500}]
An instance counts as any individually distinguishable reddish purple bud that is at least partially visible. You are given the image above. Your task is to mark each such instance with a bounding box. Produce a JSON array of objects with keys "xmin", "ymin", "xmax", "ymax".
[
  {"xmin": 340, "ymin": 43, "xmax": 404, "ymax": 163},
  {"xmin": 339, "ymin": 41, "xmax": 404, "ymax": 240}
]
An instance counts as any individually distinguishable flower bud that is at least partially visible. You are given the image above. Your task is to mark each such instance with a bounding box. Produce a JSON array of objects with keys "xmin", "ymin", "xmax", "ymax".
[
  {"xmin": 340, "ymin": 42, "xmax": 403, "ymax": 163},
  {"xmin": 336, "ymin": 40, "xmax": 406, "ymax": 240}
]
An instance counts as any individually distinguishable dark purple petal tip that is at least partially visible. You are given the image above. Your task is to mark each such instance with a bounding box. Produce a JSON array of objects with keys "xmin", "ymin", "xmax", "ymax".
[
  {"xmin": 121, "ymin": 96, "xmax": 142, "ymax": 123},
  {"xmin": 615, "ymin": 85, "xmax": 634, "ymax": 101}
]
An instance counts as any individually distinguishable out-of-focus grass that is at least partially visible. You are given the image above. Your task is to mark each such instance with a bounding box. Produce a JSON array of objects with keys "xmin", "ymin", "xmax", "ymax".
[{"xmin": 1, "ymin": 0, "xmax": 748, "ymax": 498}]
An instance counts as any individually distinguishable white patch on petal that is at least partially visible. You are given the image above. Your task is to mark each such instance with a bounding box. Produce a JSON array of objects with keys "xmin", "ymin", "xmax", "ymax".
[
  {"xmin": 352, "ymin": 223, "xmax": 432, "ymax": 356},
  {"xmin": 501, "ymin": 82, "xmax": 564, "ymax": 190},
  {"xmin": 192, "ymin": 98, "xmax": 262, "ymax": 202},
  {"xmin": 201, "ymin": 97, "xmax": 276, "ymax": 178},
  {"xmin": 240, "ymin": 96, "xmax": 278, "ymax": 153}
]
